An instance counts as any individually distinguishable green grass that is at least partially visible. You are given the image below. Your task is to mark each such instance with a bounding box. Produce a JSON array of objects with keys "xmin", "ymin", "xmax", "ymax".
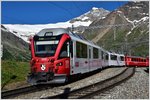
[{"xmin": 1, "ymin": 60, "xmax": 30, "ymax": 87}]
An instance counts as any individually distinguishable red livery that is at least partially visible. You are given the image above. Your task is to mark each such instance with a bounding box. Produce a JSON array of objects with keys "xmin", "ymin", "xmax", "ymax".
[{"xmin": 125, "ymin": 56, "xmax": 149, "ymax": 67}]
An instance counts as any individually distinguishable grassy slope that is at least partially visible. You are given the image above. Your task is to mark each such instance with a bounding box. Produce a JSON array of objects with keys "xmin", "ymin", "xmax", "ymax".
[{"xmin": 1, "ymin": 60, "xmax": 30, "ymax": 86}]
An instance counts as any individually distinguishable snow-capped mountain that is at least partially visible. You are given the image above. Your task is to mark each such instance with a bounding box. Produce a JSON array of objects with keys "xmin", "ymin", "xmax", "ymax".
[
  {"xmin": 70, "ymin": 7, "xmax": 110, "ymax": 23},
  {"xmin": 2, "ymin": 7, "xmax": 110, "ymax": 43},
  {"xmin": 82, "ymin": 1, "xmax": 149, "ymax": 56}
]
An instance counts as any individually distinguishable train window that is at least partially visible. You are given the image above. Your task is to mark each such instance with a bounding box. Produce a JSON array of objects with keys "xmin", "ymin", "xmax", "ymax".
[
  {"xmin": 93, "ymin": 48, "xmax": 99, "ymax": 59},
  {"xmin": 120, "ymin": 56, "xmax": 124, "ymax": 61},
  {"xmin": 76, "ymin": 41, "xmax": 87, "ymax": 58},
  {"xmin": 45, "ymin": 32, "xmax": 53, "ymax": 36},
  {"xmin": 101, "ymin": 51, "xmax": 104, "ymax": 59},
  {"xmin": 59, "ymin": 41, "xmax": 70, "ymax": 58},
  {"xmin": 111, "ymin": 55, "xmax": 117, "ymax": 60},
  {"xmin": 131, "ymin": 58, "xmax": 135, "ymax": 61},
  {"xmin": 99, "ymin": 50, "xmax": 101, "ymax": 59},
  {"xmin": 105, "ymin": 54, "xmax": 109, "ymax": 60},
  {"xmin": 141, "ymin": 59, "xmax": 143, "ymax": 62},
  {"xmin": 35, "ymin": 41, "xmax": 58, "ymax": 57},
  {"xmin": 89, "ymin": 49, "xmax": 91, "ymax": 58}
]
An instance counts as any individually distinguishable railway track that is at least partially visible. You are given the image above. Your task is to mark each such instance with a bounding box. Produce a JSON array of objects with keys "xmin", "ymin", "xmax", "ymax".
[
  {"xmin": 42, "ymin": 67, "xmax": 135, "ymax": 99},
  {"xmin": 2, "ymin": 85, "xmax": 37, "ymax": 99},
  {"xmin": 1, "ymin": 84, "xmax": 56, "ymax": 99}
]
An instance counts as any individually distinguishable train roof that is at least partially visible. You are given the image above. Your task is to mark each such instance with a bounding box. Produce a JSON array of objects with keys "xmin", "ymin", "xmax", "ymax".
[
  {"xmin": 36, "ymin": 28, "xmax": 69, "ymax": 36},
  {"xmin": 126, "ymin": 55, "xmax": 146, "ymax": 58},
  {"xmin": 108, "ymin": 52, "xmax": 124, "ymax": 56},
  {"xmin": 36, "ymin": 28, "xmax": 106, "ymax": 51}
]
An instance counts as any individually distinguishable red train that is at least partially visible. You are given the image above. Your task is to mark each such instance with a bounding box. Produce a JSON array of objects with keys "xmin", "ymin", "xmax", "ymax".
[
  {"xmin": 125, "ymin": 56, "xmax": 149, "ymax": 67},
  {"xmin": 27, "ymin": 28, "xmax": 149, "ymax": 85},
  {"xmin": 27, "ymin": 28, "xmax": 109, "ymax": 84}
]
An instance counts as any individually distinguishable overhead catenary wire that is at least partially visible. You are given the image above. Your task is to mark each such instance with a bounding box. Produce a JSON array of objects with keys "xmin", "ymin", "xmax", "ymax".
[
  {"xmin": 48, "ymin": 2, "xmax": 75, "ymax": 18},
  {"xmin": 69, "ymin": 23, "xmax": 130, "ymax": 30}
]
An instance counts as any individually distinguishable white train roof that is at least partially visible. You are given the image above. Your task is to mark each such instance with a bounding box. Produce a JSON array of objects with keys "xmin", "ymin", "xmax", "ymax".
[
  {"xmin": 36, "ymin": 28, "xmax": 107, "ymax": 52},
  {"xmin": 36, "ymin": 28, "xmax": 69, "ymax": 36},
  {"xmin": 108, "ymin": 52, "xmax": 125, "ymax": 56}
]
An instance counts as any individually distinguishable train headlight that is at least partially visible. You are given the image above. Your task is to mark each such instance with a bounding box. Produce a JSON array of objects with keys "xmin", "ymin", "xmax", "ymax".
[{"xmin": 41, "ymin": 64, "xmax": 46, "ymax": 71}]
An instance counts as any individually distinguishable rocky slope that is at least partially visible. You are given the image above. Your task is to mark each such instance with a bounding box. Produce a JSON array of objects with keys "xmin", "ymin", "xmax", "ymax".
[
  {"xmin": 82, "ymin": 1, "xmax": 149, "ymax": 56},
  {"xmin": 1, "ymin": 25, "xmax": 30, "ymax": 61}
]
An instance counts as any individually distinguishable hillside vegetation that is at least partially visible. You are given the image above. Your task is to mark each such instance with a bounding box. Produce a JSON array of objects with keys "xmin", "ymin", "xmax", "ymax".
[{"xmin": 1, "ymin": 60, "xmax": 30, "ymax": 87}]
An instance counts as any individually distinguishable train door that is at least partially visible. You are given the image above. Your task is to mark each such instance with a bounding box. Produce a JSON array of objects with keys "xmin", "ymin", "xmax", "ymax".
[
  {"xmin": 101, "ymin": 51, "xmax": 105, "ymax": 67},
  {"xmin": 117, "ymin": 55, "xmax": 120, "ymax": 66},
  {"xmin": 88, "ymin": 46, "xmax": 92, "ymax": 71},
  {"xmin": 70, "ymin": 40, "xmax": 74, "ymax": 75},
  {"xmin": 70, "ymin": 41, "xmax": 79, "ymax": 75},
  {"xmin": 104, "ymin": 53, "xmax": 109, "ymax": 67},
  {"xmin": 57, "ymin": 40, "xmax": 71, "ymax": 75},
  {"xmin": 99, "ymin": 49, "xmax": 102, "ymax": 69}
]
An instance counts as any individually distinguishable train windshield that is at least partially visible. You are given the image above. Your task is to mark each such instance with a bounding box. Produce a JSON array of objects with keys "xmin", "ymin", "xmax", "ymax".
[{"xmin": 35, "ymin": 40, "xmax": 59, "ymax": 57}]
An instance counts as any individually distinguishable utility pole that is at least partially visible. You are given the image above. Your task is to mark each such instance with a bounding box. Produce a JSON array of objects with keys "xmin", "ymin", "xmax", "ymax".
[{"xmin": 71, "ymin": 25, "xmax": 74, "ymax": 33}]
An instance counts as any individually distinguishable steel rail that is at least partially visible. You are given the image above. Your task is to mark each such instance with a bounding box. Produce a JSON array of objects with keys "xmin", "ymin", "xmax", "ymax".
[
  {"xmin": 2, "ymin": 85, "xmax": 38, "ymax": 99},
  {"xmin": 1, "ymin": 84, "xmax": 56, "ymax": 99}
]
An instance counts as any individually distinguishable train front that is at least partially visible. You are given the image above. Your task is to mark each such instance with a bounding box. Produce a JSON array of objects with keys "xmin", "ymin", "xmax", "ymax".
[{"xmin": 27, "ymin": 29, "xmax": 71, "ymax": 84}]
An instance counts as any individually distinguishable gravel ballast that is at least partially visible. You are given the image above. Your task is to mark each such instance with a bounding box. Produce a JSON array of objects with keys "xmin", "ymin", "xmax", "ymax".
[{"xmin": 93, "ymin": 68, "xmax": 149, "ymax": 99}]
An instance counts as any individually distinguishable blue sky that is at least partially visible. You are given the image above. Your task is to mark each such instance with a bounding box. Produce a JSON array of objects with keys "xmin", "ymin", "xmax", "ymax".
[{"xmin": 2, "ymin": 1, "xmax": 128, "ymax": 24}]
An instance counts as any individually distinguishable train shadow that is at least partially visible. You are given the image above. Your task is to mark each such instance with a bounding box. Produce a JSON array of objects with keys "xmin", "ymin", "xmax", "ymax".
[
  {"xmin": 59, "ymin": 87, "xmax": 71, "ymax": 99},
  {"xmin": 144, "ymin": 68, "xmax": 149, "ymax": 73},
  {"xmin": 42, "ymin": 87, "xmax": 71, "ymax": 99}
]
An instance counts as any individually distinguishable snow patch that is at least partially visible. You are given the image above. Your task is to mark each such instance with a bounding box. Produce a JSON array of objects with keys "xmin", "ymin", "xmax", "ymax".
[
  {"xmin": 3, "ymin": 20, "xmax": 92, "ymax": 43},
  {"xmin": 101, "ymin": 17, "xmax": 106, "ymax": 19},
  {"xmin": 82, "ymin": 16, "xmax": 89, "ymax": 20},
  {"xmin": 125, "ymin": 16, "xmax": 149, "ymax": 36},
  {"xmin": 92, "ymin": 7, "xmax": 99, "ymax": 10},
  {"xmin": 141, "ymin": 16, "xmax": 149, "ymax": 21},
  {"xmin": 117, "ymin": 10, "xmax": 122, "ymax": 13},
  {"xmin": 131, "ymin": 6, "xmax": 141, "ymax": 9}
]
